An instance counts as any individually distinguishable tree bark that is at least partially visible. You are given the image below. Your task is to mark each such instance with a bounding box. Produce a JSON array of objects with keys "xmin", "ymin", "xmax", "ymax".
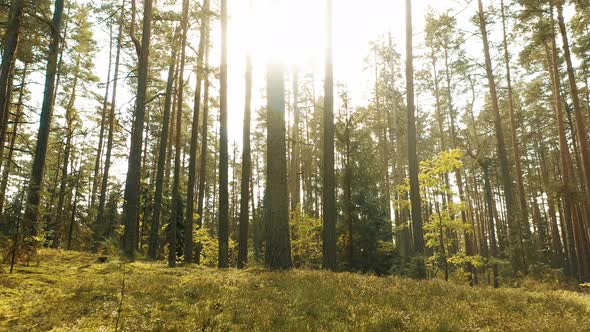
[
  {"xmin": 122, "ymin": 0, "xmax": 153, "ymax": 259},
  {"xmin": 218, "ymin": 0, "xmax": 230, "ymax": 268},
  {"xmin": 23, "ymin": 0, "xmax": 65, "ymax": 238},
  {"xmin": 265, "ymin": 60, "xmax": 292, "ymax": 270},
  {"xmin": 148, "ymin": 27, "xmax": 180, "ymax": 260},
  {"xmin": 322, "ymin": 0, "xmax": 337, "ymax": 271},
  {"xmin": 477, "ymin": 0, "xmax": 526, "ymax": 274},
  {"xmin": 238, "ymin": 47, "xmax": 253, "ymax": 269},
  {"xmin": 185, "ymin": 0, "xmax": 210, "ymax": 264},
  {"xmin": 406, "ymin": 0, "xmax": 425, "ymax": 271}
]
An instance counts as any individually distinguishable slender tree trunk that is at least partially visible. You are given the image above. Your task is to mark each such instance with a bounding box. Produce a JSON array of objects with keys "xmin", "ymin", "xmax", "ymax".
[
  {"xmin": 195, "ymin": 48, "xmax": 211, "ymax": 264},
  {"xmin": 96, "ymin": 0, "xmax": 125, "ymax": 243},
  {"xmin": 23, "ymin": 0, "xmax": 65, "ymax": 238},
  {"xmin": 501, "ymin": 0, "xmax": 530, "ymax": 243},
  {"xmin": 53, "ymin": 57, "xmax": 80, "ymax": 248},
  {"xmin": 91, "ymin": 21, "xmax": 114, "ymax": 210},
  {"xmin": 477, "ymin": 0, "xmax": 526, "ymax": 274},
  {"xmin": 0, "ymin": 64, "xmax": 26, "ymax": 218},
  {"xmin": 185, "ymin": 0, "xmax": 209, "ymax": 264},
  {"xmin": 290, "ymin": 70, "xmax": 301, "ymax": 212},
  {"xmin": 122, "ymin": 0, "xmax": 154, "ymax": 259},
  {"xmin": 322, "ymin": 0, "xmax": 337, "ymax": 271},
  {"xmin": 406, "ymin": 0, "xmax": 425, "ymax": 271},
  {"xmin": 0, "ymin": 0, "xmax": 26, "ymax": 142},
  {"xmin": 148, "ymin": 27, "xmax": 180, "ymax": 260},
  {"xmin": 218, "ymin": 0, "xmax": 230, "ymax": 268},
  {"xmin": 237, "ymin": 46, "xmax": 253, "ymax": 269},
  {"xmin": 545, "ymin": 14, "xmax": 578, "ymax": 277},
  {"xmin": 66, "ymin": 159, "xmax": 82, "ymax": 251},
  {"xmin": 169, "ymin": 0, "xmax": 189, "ymax": 268},
  {"xmin": 555, "ymin": 0, "xmax": 590, "ymax": 281},
  {"xmin": 482, "ymin": 162, "xmax": 499, "ymax": 288}
]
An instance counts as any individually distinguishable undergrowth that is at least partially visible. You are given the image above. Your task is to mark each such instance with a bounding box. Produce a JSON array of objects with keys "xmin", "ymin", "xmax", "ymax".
[{"xmin": 0, "ymin": 249, "xmax": 589, "ymax": 331}]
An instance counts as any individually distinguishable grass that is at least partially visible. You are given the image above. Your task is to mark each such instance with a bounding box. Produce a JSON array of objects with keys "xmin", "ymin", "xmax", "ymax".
[{"xmin": 1, "ymin": 249, "xmax": 589, "ymax": 331}]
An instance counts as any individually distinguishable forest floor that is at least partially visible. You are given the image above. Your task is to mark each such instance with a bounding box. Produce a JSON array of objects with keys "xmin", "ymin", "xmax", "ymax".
[{"xmin": 1, "ymin": 250, "xmax": 589, "ymax": 331}]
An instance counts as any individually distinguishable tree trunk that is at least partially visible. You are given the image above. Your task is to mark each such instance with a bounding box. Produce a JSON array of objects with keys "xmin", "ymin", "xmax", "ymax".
[
  {"xmin": 195, "ymin": 48, "xmax": 211, "ymax": 265},
  {"xmin": 148, "ymin": 27, "xmax": 180, "ymax": 260},
  {"xmin": 555, "ymin": 0, "xmax": 590, "ymax": 281},
  {"xmin": 477, "ymin": 0, "xmax": 526, "ymax": 275},
  {"xmin": 406, "ymin": 0, "xmax": 425, "ymax": 271},
  {"xmin": 91, "ymin": 21, "xmax": 114, "ymax": 210},
  {"xmin": 545, "ymin": 14, "xmax": 578, "ymax": 278},
  {"xmin": 322, "ymin": 0, "xmax": 337, "ymax": 271},
  {"xmin": 23, "ymin": 0, "xmax": 65, "ymax": 238},
  {"xmin": 122, "ymin": 0, "xmax": 154, "ymax": 259},
  {"xmin": 218, "ymin": 0, "xmax": 230, "ymax": 268},
  {"xmin": 238, "ymin": 46, "xmax": 253, "ymax": 269},
  {"xmin": 500, "ymin": 0, "xmax": 530, "ymax": 245},
  {"xmin": 290, "ymin": 70, "xmax": 301, "ymax": 212},
  {"xmin": 169, "ymin": 0, "xmax": 189, "ymax": 268},
  {"xmin": 185, "ymin": 0, "xmax": 209, "ymax": 264},
  {"xmin": 0, "ymin": 0, "xmax": 26, "ymax": 143},
  {"xmin": 265, "ymin": 60, "xmax": 292, "ymax": 270},
  {"xmin": 96, "ymin": 0, "xmax": 125, "ymax": 244},
  {"xmin": 0, "ymin": 64, "xmax": 26, "ymax": 218}
]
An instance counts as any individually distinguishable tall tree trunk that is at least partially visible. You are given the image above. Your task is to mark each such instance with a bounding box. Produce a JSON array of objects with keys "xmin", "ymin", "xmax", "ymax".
[
  {"xmin": 23, "ymin": 0, "xmax": 65, "ymax": 238},
  {"xmin": 96, "ymin": 0, "xmax": 125, "ymax": 243},
  {"xmin": 195, "ymin": 48, "xmax": 211, "ymax": 265},
  {"xmin": 218, "ymin": 0, "xmax": 230, "ymax": 268},
  {"xmin": 545, "ymin": 14, "xmax": 578, "ymax": 278},
  {"xmin": 0, "ymin": 64, "xmax": 26, "ymax": 218},
  {"xmin": 322, "ymin": 0, "xmax": 337, "ymax": 271},
  {"xmin": 555, "ymin": 0, "xmax": 590, "ymax": 280},
  {"xmin": 290, "ymin": 70, "xmax": 301, "ymax": 212},
  {"xmin": 66, "ymin": 158, "xmax": 82, "ymax": 251},
  {"xmin": 265, "ymin": 60, "xmax": 292, "ymax": 270},
  {"xmin": 482, "ymin": 161, "xmax": 499, "ymax": 288},
  {"xmin": 148, "ymin": 27, "xmax": 180, "ymax": 260},
  {"xmin": 185, "ymin": 0, "xmax": 209, "ymax": 264},
  {"xmin": 122, "ymin": 0, "xmax": 154, "ymax": 259},
  {"xmin": 91, "ymin": 21, "xmax": 114, "ymax": 210},
  {"xmin": 169, "ymin": 0, "xmax": 189, "ymax": 268},
  {"xmin": 0, "ymin": 0, "xmax": 26, "ymax": 143},
  {"xmin": 477, "ymin": 0, "xmax": 526, "ymax": 274},
  {"xmin": 406, "ymin": 0, "xmax": 425, "ymax": 272},
  {"xmin": 53, "ymin": 58, "xmax": 80, "ymax": 248},
  {"xmin": 500, "ymin": 0, "xmax": 530, "ymax": 243},
  {"xmin": 238, "ymin": 46, "xmax": 253, "ymax": 269}
]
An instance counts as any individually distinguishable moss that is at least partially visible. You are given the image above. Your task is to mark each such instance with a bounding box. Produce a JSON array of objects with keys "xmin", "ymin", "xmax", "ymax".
[{"xmin": 1, "ymin": 249, "xmax": 589, "ymax": 331}]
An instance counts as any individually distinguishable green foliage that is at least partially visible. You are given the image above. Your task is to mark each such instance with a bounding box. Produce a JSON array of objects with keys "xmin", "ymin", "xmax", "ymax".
[
  {"xmin": 290, "ymin": 209, "xmax": 322, "ymax": 269},
  {"xmin": 192, "ymin": 227, "xmax": 237, "ymax": 267}
]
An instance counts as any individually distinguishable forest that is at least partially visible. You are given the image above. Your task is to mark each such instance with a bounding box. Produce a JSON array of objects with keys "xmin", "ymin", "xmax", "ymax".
[{"xmin": 0, "ymin": 0, "xmax": 590, "ymax": 330}]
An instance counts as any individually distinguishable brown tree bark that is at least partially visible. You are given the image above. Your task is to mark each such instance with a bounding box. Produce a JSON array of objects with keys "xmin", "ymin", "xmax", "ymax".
[
  {"xmin": 122, "ymin": 0, "xmax": 154, "ymax": 259},
  {"xmin": 23, "ymin": 0, "xmax": 65, "ymax": 238},
  {"xmin": 185, "ymin": 0, "xmax": 210, "ymax": 264}
]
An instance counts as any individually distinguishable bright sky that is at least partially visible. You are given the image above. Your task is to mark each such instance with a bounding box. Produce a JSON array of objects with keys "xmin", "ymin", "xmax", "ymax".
[
  {"xmin": 219, "ymin": 0, "xmax": 465, "ymax": 144},
  {"xmin": 24, "ymin": 0, "xmax": 477, "ymax": 182}
]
